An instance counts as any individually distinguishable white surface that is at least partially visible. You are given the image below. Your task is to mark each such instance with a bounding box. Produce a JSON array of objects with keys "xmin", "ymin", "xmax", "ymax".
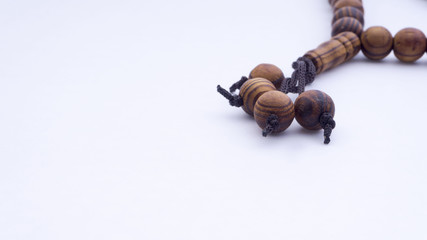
[{"xmin": 1, "ymin": 0, "xmax": 426, "ymax": 239}]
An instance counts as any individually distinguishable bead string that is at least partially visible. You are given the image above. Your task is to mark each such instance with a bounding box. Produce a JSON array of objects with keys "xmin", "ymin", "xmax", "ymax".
[{"xmin": 216, "ymin": 0, "xmax": 426, "ymax": 144}]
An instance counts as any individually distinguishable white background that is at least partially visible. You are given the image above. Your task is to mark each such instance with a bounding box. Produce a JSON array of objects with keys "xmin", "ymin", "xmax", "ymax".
[{"xmin": 1, "ymin": 0, "xmax": 426, "ymax": 239}]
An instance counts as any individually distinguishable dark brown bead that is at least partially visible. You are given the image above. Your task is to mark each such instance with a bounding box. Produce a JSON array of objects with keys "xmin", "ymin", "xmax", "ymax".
[
  {"xmin": 393, "ymin": 28, "xmax": 427, "ymax": 63},
  {"xmin": 332, "ymin": 6, "xmax": 364, "ymax": 26},
  {"xmin": 294, "ymin": 90, "xmax": 335, "ymax": 130},
  {"xmin": 361, "ymin": 26, "xmax": 393, "ymax": 60},
  {"xmin": 332, "ymin": 31, "xmax": 361, "ymax": 61},
  {"xmin": 332, "ymin": 17, "xmax": 363, "ymax": 37},
  {"xmin": 254, "ymin": 90, "xmax": 295, "ymax": 134},
  {"xmin": 249, "ymin": 63, "xmax": 285, "ymax": 89},
  {"xmin": 334, "ymin": 0, "xmax": 364, "ymax": 14},
  {"xmin": 304, "ymin": 31, "xmax": 360, "ymax": 74},
  {"xmin": 239, "ymin": 78, "xmax": 276, "ymax": 116}
]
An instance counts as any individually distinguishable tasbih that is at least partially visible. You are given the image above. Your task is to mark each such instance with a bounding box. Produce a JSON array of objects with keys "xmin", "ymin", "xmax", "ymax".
[{"xmin": 217, "ymin": 0, "xmax": 427, "ymax": 144}]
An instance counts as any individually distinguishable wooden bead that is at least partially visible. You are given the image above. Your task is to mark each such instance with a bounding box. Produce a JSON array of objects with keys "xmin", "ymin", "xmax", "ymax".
[
  {"xmin": 332, "ymin": 17, "xmax": 363, "ymax": 37},
  {"xmin": 330, "ymin": 0, "xmax": 362, "ymax": 6},
  {"xmin": 334, "ymin": 0, "xmax": 364, "ymax": 14},
  {"xmin": 304, "ymin": 31, "xmax": 360, "ymax": 74},
  {"xmin": 332, "ymin": 6, "xmax": 364, "ymax": 26},
  {"xmin": 294, "ymin": 90, "xmax": 335, "ymax": 130},
  {"xmin": 332, "ymin": 31, "xmax": 361, "ymax": 61},
  {"xmin": 305, "ymin": 40, "xmax": 346, "ymax": 74},
  {"xmin": 393, "ymin": 28, "xmax": 427, "ymax": 63},
  {"xmin": 361, "ymin": 26, "xmax": 393, "ymax": 60},
  {"xmin": 254, "ymin": 90, "xmax": 295, "ymax": 134},
  {"xmin": 249, "ymin": 63, "xmax": 285, "ymax": 89},
  {"xmin": 239, "ymin": 78, "xmax": 276, "ymax": 116}
]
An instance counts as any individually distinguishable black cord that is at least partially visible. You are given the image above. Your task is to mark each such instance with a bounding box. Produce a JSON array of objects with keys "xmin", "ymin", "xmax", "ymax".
[{"xmin": 280, "ymin": 57, "xmax": 316, "ymax": 94}]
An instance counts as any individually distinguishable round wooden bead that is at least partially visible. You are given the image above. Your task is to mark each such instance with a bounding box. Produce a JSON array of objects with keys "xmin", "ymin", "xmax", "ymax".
[
  {"xmin": 249, "ymin": 63, "xmax": 285, "ymax": 89},
  {"xmin": 239, "ymin": 78, "xmax": 276, "ymax": 116},
  {"xmin": 332, "ymin": 6, "xmax": 364, "ymax": 26},
  {"xmin": 393, "ymin": 28, "xmax": 427, "ymax": 63},
  {"xmin": 332, "ymin": 17, "xmax": 363, "ymax": 37},
  {"xmin": 361, "ymin": 26, "xmax": 393, "ymax": 60},
  {"xmin": 254, "ymin": 90, "xmax": 295, "ymax": 134},
  {"xmin": 294, "ymin": 90, "xmax": 335, "ymax": 130},
  {"xmin": 334, "ymin": 0, "xmax": 364, "ymax": 14}
]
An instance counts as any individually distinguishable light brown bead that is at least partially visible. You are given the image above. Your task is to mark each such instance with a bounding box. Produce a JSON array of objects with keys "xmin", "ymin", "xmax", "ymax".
[
  {"xmin": 361, "ymin": 26, "xmax": 393, "ymax": 60},
  {"xmin": 332, "ymin": 6, "xmax": 364, "ymax": 26},
  {"xmin": 254, "ymin": 90, "xmax": 295, "ymax": 134},
  {"xmin": 334, "ymin": 0, "xmax": 364, "ymax": 14},
  {"xmin": 249, "ymin": 63, "xmax": 285, "ymax": 89},
  {"xmin": 294, "ymin": 90, "xmax": 335, "ymax": 130},
  {"xmin": 239, "ymin": 78, "xmax": 276, "ymax": 116},
  {"xmin": 393, "ymin": 28, "xmax": 427, "ymax": 63},
  {"xmin": 304, "ymin": 31, "xmax": 360, "ymax": 74},
  {"xmin": 332, "ymin": 31, "xmax": 361, "ymax": 61},
  {"xmin": 332, "ymin": 17, "xmax": 363, "ymax": 37}
]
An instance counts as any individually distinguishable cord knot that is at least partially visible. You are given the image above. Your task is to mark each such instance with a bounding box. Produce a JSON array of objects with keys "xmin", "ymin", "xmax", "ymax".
[
  {"xmin": 319, "ymin": 112, "xmax": 336, "ymax": 144},
  {"xmin": 280, "ymin": 57, "xmax": 316, "ymax": 94},
  {"xmin": 217, "ymin": 85, "xmax": 244, "ymax": 107},
  {"xmin": 262, "ymin": 114, "xmax": 279, "ymax": 137}
]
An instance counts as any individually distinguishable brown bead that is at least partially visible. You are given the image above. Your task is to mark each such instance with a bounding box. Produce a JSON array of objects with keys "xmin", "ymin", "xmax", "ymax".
[
  {"xmin": 361, "ymin": 26, "xmax": 393, "ymax": 60},
  {"xmin": 332, "ymin": 31, "xmax": 361, "ymax": 61},
  {"xmin": 249, "ymin": 63, "xmax": 285, "ymax": 89},
  {"xmin": 332, "ymin": 6, "xmax": 364, "ymax": 26},
  {"xmin": 294, "ymin": 90, "xmax": 335, "ymax": 130},
  {"xmin": 254, "ymin": 90, "xmax": 295, "ymax": 135},
  {"xmin": 330, "ymin": 0, "xmax": 362, "ymax": 6},
  {"xmin": 334, "ymin": 0, "xmax": 364, "ymax": 14},
  {"xmin": 393, "ymin": 28, "xmax": 427, "ymax": 63},
  {"xmin": 332, "ymin": 17, "xmax": 363, "ymax": 37},
  {"xmin": 304, "ymin": 31, "xmax": 360, "ymax": 74},
  {"xmin": 239, "ymin": 78, "xmax": 276, "ymax": 116}
]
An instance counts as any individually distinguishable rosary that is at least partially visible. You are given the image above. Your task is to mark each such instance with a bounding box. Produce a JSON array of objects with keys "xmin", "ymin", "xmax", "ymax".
[{"xmin": 217, "ymin": 0, "xmax": 426, "ymax": 144}]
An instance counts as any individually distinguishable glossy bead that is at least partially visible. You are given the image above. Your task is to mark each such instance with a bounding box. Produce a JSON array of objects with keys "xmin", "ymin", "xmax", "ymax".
[
  {"xmin": 334, "ymin": 0, "xmax": 364, "ymax": 14},
  {"xmin": 294, "ymin": 90, "xmax": 335, "ymax": 130},
  {"xmin": 332, "ymin": 6, "xmax": 364, "ymax": 26},
  {"xmin": 393, "ymin": 28, "xmax": 427, "ymax": 63},
  {"xmin": 249, "ymin": 63, "xmax": 285, "ymax": 89},
  {"xmin": 361, "ymin": 26, "xmax": 393, "ymax": 60},
  {"xmin": 239, "ymin": 78, "xmax": 276, "ymax": 116},
  {"xmin": 332, "ymin": 17, "xmax": 363, "ymax": 37},
  {"xmin": 254, "ymin": 90, "xmax": 295, "ymax": 134}
]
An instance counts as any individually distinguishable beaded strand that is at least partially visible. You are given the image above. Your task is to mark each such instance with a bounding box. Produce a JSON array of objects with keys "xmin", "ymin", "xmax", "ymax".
[{"xmin": 217, "ymin": 0, "xmax": 427, "ymax": 144}]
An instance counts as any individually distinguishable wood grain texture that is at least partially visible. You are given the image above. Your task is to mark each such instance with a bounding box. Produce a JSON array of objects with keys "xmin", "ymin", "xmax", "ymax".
[
  {"xmin": 254, "ymin": 90, "xmax": 295, "ymax": 134},
  {"xmin": 393, "ymin": 28, "xmax": 427, "ymax": 63},
  {"xmin": 332, "ymin": 6, "xmax": 364, "ymax": 26},
  {"xmin": 332, "ymin": 17, "xmax": 363, "ymax": 37},
  {"xmin": 249, "ymin": 63, "xmax": 285, "ymax": 89},
  {"xmin": 304, "ymin": 31, "xmax": 360, "ymax": 74},
  {"xmin": 330, "ymin": 0, "xmax": 362, "ymax": 6},
  {"xmin": 361, "ymin": 26, "xmax": 393, "ymax": 60},
  {"xmin": 332, "ymin": 31, "xmax": 361, "ymax": 61},
  {"xmin": 294, "ymin": 90, "xmax": 335, "ymax": 130},
  {"xmin": 239, "ymin": 78, "xmax": 276, "ymax": 116},
  {"xmin": 333, "ymin": 0, "xmax": 364, "ymax": 14}
]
